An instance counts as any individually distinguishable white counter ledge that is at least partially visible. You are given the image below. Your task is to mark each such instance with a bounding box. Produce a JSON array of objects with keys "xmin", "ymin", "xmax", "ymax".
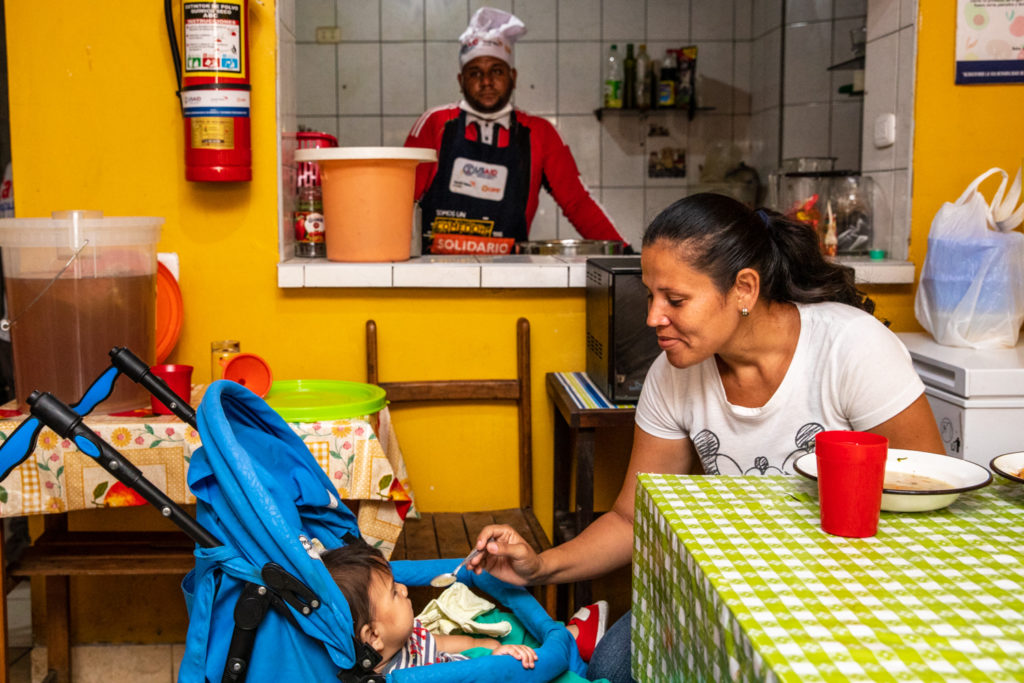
[{"xmin": 277, "ymin": 255, "xmax": 916, "ymax": 289}]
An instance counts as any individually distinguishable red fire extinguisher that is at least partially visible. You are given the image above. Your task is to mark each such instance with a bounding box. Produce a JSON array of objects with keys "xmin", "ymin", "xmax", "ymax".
[{"xmin": 165, "ymin": 0, "xmax": 251, "ymax": 182}]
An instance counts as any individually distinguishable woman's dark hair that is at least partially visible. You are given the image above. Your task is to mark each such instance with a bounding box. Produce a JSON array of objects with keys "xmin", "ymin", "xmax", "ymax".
[
  {"xmin": 642, "ymin": 192, "xmax": 875, "ymax": 314},
  {"xmin": 322, "ymin": 540, "xmax": 391, "ymax": 634}
]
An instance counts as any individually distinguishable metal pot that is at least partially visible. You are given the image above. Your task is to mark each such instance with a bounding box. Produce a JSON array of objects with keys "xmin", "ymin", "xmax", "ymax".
[{"xmin": 515, "ymin": 239, "xmax": 624, "ymax": 256}]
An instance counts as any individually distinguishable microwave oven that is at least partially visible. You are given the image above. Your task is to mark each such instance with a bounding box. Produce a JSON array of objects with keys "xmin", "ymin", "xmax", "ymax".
[{"xmin": 585, "ymin": 257, "xmax": 661, "ymax": 402}]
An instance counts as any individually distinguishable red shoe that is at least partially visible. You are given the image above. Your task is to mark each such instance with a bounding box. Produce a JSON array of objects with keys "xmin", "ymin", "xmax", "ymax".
[{"xmin": 568, "ymin": 600, "xmax": 608, "ymax": 662}]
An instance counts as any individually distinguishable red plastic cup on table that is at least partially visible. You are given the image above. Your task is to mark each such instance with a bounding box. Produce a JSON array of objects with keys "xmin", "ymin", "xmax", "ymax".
[
  {"xmin": 814, "ymin": 430, "xmax": 888, "ymax": 538},
  {"xmin": 150, "ymin": 364, "xmax": 194, "ymax": 415}
]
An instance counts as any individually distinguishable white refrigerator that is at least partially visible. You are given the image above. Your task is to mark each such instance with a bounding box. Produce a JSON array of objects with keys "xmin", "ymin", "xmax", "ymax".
[{"xmin": 898, "ymin": 332, "xmax": 1024, "ymax": 468}]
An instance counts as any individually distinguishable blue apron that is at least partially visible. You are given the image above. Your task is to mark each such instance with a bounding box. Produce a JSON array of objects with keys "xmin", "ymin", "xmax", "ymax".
[{"xmin": 419, "ymin": 110, "xmax": 531, "ymax": 255}]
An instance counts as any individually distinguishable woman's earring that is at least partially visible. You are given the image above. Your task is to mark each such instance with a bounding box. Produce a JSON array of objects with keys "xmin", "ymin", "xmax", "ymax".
[{"xmin": 741, "ymin": 307, "xmax": 749, "ymax": 317}]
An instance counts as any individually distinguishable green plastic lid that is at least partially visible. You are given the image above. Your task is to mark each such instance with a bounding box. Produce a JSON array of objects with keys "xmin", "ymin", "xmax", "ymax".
[{"xmin": 264, "ymin": 380, "xmax": 386, "ymax": 422}]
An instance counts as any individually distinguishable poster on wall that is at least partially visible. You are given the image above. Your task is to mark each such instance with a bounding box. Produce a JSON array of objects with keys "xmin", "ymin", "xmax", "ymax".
[{"xmin": 956, "ymin": 0, "xmax": 1024, "ymax": 83}]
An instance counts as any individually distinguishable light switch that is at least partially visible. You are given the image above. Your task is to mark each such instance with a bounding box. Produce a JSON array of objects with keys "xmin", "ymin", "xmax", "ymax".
[
  {"xmin": 315, "ymin": 26, "xmax": 341, "ymax": 43},
  {"xmin": 873, "ymin": 113, "xmax": 896, "ymax": 148}
]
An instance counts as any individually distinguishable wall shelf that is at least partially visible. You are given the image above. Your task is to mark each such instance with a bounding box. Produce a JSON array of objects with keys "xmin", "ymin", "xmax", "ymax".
[
  {"xmin": 593, "ymin": 105, "xmax": 715, "ymax": 122},
  {"xmin": 827, "ymin": 55, "xmax": 865, "ymax": 71}
]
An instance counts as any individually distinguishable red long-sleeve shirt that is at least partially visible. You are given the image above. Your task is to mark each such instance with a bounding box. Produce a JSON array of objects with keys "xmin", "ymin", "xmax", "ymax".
[{"xmin": 405, "ymin": 104, "xmax": 625, "ymax": 242}]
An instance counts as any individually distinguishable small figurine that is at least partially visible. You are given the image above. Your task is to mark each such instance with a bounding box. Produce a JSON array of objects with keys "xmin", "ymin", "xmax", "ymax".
[{"xmin": 824, "ymin": 200, "xmax": 838, "ymax": 258}]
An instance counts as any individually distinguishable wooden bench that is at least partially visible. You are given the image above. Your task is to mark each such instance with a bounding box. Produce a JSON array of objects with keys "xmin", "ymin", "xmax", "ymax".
[{"xmin": 366, "ymin": 318, "xmax": 555, "ymax": 614}]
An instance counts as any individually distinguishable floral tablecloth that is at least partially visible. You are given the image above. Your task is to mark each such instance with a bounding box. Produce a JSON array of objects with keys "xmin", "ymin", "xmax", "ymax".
[
  {"xmin": 633, "ymin": 473, "xmax": 1024, "ymax": 682},
  {"xmin": 0, "ymin": 390, "xmax": 418, "ymax": 557}
]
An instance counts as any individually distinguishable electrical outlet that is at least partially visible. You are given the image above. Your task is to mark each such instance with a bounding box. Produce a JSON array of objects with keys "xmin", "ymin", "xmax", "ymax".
[{"xmin": 315, "ymin": 26, "xmax": 341, "ymax": 44}]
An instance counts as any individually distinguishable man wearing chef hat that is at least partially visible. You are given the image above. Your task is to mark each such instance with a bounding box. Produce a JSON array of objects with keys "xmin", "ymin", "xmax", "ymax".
[{"xmin": 405, "ymin": 7, "xmax": 627, "ymax": 255}]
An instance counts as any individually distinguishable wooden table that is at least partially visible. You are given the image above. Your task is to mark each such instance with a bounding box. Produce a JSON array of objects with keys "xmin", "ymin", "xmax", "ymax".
[
  {"xmin": 546, "ymin": 372, "xmax": 635, "ymax": 616},
  {"xmin": 0, "ymin": 393, "xmax": 416, "ymax": 683}
]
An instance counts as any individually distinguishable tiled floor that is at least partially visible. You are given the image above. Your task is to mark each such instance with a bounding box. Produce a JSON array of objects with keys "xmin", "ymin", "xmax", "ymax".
[
  {"xmin": 2, "ymin": 574, "xmax": 628, "ymax": 681},
  {"xmin": 27, "ymin": 645, "xmax": 183, "ymax": 683},
  {"xmin": 5, "ymin": 582, "xmax": 183, "ymax": 682},
  {"xmin": 8, "ymin": 580, "xmax": 31, "ymax": 682}
]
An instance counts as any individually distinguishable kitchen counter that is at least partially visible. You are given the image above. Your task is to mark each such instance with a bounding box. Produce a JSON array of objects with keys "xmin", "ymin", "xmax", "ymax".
[{"xmin": 278, "ymin": 255, "xmax": 916, "ymax": 289}]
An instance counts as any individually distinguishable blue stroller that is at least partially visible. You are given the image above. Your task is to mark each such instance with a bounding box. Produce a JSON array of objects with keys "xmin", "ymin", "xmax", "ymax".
[{"xmin": 0, "ymin": 347, "xmax": 587, "ymax": 682}]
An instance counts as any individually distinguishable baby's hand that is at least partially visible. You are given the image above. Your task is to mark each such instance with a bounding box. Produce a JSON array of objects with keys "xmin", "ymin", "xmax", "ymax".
[{"xmin": 491, "ymin": 643, "xmax": 537, "ymax": 669}]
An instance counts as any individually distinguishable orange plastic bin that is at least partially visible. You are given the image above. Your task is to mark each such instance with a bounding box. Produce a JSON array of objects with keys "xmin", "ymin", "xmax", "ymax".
[{"xmin": 293, "ymin": 146, "xmax": 437, "ymax": 262}]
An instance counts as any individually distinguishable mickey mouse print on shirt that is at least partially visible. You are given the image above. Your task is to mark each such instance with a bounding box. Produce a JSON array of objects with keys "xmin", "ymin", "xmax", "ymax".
[{"xmin": 692, "ymin": 423, "xmax": 825, "ymax": 475}]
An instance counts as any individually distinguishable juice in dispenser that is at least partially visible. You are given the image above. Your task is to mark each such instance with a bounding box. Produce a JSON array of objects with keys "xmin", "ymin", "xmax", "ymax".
[{"xmin": 0, "ymin": 211, "xmax": 162, "ymax": 412}]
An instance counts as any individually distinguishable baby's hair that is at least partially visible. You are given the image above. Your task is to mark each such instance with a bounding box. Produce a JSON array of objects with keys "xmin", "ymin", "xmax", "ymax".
[{"xmin": 322, "ymin": 539, "xmax": 391, "ymax": 634}]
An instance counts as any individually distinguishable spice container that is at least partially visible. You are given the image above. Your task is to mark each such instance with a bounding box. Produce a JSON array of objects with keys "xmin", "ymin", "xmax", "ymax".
[
  {"xmin": 293, "ymin": 185, "xmax": 325, "ymax": 258},
  {"xmin": 294, "ymin": 131, "xmax": 336, "ymax": 258}
]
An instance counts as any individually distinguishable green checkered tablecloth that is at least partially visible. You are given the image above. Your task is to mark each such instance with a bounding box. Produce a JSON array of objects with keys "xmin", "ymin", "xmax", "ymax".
[{"xmin": 633, "ymin": 474, "xmax": 1024, "ymax": 682}]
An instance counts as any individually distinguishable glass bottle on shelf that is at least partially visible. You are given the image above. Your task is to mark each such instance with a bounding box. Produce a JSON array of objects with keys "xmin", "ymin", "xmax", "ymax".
[
  {"xmin": 623, "ymin": 44, "xmax": 636, "ymax": 109},
  {"xmin": 635, "ymin": 44, "xmax": 652, "ymax": 111},
  {"xmin": 603, "ymin": 44, "xmax": 623, "ymax": 109},
  {"xmin": 657, "ymin": 49, "xmax": 677, "ymax": 108}
]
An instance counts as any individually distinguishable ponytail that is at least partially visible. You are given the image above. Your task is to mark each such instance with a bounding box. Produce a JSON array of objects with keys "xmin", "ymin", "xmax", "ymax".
[{"xmin": 642, "ymin": 193, "xmax": 875, "ymax": 314}]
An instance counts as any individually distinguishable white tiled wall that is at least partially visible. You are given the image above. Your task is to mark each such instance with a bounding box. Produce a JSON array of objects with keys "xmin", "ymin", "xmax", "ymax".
[
  {"xmin": 279, "ymin": 0, "xmax": 298, "ymax": 262},
  {"xmin": 287, "ymin": 0, "xmax": 911, "ymax": 257},
  {"xmin": 773, "ymin": 0, "xmax": 919, "ymax": 262},
  {"xmin": 750, "ymin": 3, "xmax": 783, "ymax": 175},
  {"xmin": 861, "ymin": 0, "xmax": 916, "ymax": 260},
  {"xmin": 780, "ymin": 0, "xmax": 866, "ymax": 171},
  {"xmin": 292, "ymin": 0, "xmax": 761, "ymax": 247}
]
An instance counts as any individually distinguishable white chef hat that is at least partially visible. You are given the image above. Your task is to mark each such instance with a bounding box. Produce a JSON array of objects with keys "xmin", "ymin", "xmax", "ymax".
[{"xmin": 458, "ymin": 7, "xmax": 527, "ymax": 69}]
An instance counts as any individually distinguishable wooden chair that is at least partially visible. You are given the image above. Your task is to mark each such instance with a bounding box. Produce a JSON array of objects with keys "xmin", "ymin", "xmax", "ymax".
[{"xmin": 365, "ymin": 317, "xmax": 555, "ymax": 614}]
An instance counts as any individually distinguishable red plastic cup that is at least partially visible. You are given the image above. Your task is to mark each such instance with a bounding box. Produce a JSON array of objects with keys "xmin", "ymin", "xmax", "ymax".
[
  {"xmin": 150, "ymin": 364, "xmax": 194, "ymax": 415},
  {"xmin": 815, "ymin": 430, "xmax": 888, "ymax": 538}
]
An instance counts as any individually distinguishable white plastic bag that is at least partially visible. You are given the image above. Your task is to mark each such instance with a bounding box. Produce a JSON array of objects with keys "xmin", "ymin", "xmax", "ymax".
[{"xmin": 914, "ymin": 167, "xmax": 1024, "ymax": 349}]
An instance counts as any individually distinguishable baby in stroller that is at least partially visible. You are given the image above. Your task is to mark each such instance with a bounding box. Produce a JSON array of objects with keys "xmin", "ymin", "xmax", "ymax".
[
  {"xmin": 325, "ymin": 540, "xmax": 608, "ymax": 674},
  {"xmin": 0, "ymin": 350, "xmax": 603, "ymax": 682}
]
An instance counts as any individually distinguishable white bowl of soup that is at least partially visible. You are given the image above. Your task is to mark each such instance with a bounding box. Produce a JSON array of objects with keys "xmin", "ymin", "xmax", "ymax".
[
  {"xmin": 793, "ymin": 449, "xmax": 992, "ymax": 512},
  {"xmin": 990, "ymin": 451, "xmax": 1024, "ymax": 484}
]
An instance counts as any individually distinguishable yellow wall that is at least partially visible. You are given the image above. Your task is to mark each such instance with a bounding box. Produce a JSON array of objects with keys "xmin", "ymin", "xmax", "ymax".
[
  {"xmin": 4, "ymin": 0, "xmax": 588, "ymax": 528},
  {"xmin": 6, "ymin": 0, "xmax": 596, "ymax": 643},
  {"xmin": 14, "ymin": 1, "xmax": 1016, "ymax": 537},
  {"xmin": 866, "ymin": 2, "xmax": 1024, "ymax": 329},
  {"xmin": 9, "ymin": 0, "xmax": 1024, "ymax": 645}
]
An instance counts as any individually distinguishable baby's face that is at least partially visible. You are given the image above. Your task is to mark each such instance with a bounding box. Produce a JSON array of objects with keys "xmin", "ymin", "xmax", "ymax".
[{"xmin": 367, "ymin": 570, "xmax": 415, "ymax": 662}]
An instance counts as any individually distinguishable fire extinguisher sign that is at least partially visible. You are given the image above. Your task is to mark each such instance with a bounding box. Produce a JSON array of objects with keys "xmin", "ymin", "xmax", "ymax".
[{"xmin": 183, "ymin": 1, "xmax": 244, "ymax": 77}]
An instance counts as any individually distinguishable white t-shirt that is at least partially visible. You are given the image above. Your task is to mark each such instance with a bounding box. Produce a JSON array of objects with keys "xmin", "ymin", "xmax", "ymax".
[{"xmin": 635, "ymin": 302, "xmax": 925, "ymax": 476}]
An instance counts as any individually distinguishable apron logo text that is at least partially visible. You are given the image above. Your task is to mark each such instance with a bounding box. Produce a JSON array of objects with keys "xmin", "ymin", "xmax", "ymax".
[
  {"xmin": 429, "ymin": 234, "xmax": 515, "ymax": 255},
  {"xmin": 430, "ymin": 217, "xmax": 495, "ymax": 236},
  {"xmin": 449, "ymin": 156, "xmax": 508, "ymax": 201}
]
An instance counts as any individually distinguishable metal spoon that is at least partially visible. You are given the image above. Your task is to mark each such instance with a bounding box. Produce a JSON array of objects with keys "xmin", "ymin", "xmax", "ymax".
[{"xmin": 430, "ymin": 547, "xmax": 483, "ymax": 588}]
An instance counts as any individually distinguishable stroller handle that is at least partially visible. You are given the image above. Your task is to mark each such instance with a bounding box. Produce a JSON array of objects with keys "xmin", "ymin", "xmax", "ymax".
[
  {"xmin": 110, "ymin": 346, "xmax": 198, "ymax": 427},
  {"xmin": 27, "ymin": 390, "xmax": 220, "ymax": 549}
]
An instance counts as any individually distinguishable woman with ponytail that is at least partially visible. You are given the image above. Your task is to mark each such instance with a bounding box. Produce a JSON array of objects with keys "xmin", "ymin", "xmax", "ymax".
[
  {"xmin": 469, "ymin": 194, "xmax": 943, "ymax": 683},
  {"xmin": 631, "ymin": 192, "xmax": 942, "ymax": 473}
]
